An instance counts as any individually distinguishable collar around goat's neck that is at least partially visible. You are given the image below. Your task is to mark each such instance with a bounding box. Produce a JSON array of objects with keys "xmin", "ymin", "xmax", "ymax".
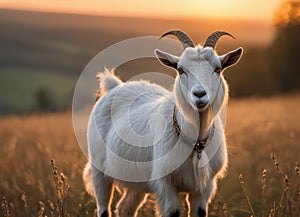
[{"xmin": 172, "ymin": 106, "xmax": 214, "ymax": 159}]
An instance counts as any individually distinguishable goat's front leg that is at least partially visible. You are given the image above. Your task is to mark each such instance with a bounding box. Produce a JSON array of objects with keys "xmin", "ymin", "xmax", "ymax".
[
  {"xmin": 189, "ymin": 180, "xmax": 216, "ymax": 217},
  {"xmin": 154, "ymin": 179, "xmax": 181, "ymax": 217}
]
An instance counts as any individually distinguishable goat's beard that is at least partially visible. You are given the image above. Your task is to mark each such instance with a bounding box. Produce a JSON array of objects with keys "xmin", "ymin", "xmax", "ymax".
[{"xmin": 198, "ymin": 106, "xmax": 213, "ymax": 139}]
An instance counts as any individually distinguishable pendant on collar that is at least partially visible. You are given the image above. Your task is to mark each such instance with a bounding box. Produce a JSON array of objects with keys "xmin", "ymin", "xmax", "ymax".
[
  {"xmin": 172, "ymin": 106, "xmax": 213, "ymax": 159},
  {"xmin": 194, "ymin": 139, "xmax": 208, "ymax": 159}
]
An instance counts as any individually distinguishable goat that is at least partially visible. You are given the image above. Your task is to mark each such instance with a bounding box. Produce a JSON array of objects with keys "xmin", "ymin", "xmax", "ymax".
[{"xmin": 83, "ymin": 30, "xmax": 243, "ymax": 217}]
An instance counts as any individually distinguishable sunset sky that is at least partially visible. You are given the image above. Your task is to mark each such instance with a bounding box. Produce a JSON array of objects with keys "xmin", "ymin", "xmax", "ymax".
[{"xmin": 0, "ymin": 0, "xmax": 283, "ymax": 22}]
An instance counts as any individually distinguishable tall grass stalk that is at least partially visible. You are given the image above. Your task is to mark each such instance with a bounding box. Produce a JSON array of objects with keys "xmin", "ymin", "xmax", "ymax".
[
  {"xmin": 239, "ymin": 174, "xmax": 257, "ymax": 217},
  {"xmin": 20, "ymin": 192, "xmax": 29, "ymax": 217},
  {"xmin": 271, "ymin": 153, "xmax": 293, "ymax": 217},
  {"xmin": 261, "ymin": 169, "xmax": 267, "ymax": 217},
  {"xmin": 1, "ymin": 196, "xmax": 10, "ymax": 217},
  {"xmin": 50, "ymin": 159, "xmax": 70, "ymax": 217}
]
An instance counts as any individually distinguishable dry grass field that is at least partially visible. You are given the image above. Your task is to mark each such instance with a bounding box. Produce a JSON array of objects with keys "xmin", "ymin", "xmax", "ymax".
[{"xmin": 0, "ymin": 94, "xmax": 299, "ymax": 217}]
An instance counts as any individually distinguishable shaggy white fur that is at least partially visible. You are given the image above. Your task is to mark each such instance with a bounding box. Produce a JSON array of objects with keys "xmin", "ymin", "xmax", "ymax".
[{"xmin": 83, "ymin": 36, "xmax": 243, "ymax": 217}]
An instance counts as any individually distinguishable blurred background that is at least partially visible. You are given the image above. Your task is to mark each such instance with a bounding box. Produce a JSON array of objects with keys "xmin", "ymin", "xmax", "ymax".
[
  {"xmin": 0, "ymin": 1, "xmax": 299, "ymax": 217},
  {"xmin": 0, "ymin": 0, "xmax": 299, "ymax": 115}
]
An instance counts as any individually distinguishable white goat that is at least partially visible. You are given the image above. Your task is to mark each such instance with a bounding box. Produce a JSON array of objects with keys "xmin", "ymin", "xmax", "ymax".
[{"xmin": 83, "ymin": 30, "xmax": 243, "ymax": 217}]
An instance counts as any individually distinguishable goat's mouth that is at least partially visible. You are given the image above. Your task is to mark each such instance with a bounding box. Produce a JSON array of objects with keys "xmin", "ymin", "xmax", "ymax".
[{"xmin": 194, "ymin": 97, "xmax": 209, "ymax": 111}]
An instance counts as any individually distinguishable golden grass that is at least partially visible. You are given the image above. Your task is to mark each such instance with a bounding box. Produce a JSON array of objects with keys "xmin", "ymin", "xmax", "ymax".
[{"xmin": 0, "ymin": 94, "xmax": 299, "ymax": 217}]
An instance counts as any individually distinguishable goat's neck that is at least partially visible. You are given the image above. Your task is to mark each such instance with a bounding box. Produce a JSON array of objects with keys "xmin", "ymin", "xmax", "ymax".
[{"xmin": 175, "ymin": 105, "xmax": 213, "ymax": 141}]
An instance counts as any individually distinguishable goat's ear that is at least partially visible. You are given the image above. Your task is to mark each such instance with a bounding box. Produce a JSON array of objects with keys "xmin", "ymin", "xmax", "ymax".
[
  {"xmin": 154, "ymin": 49, "xmax": 179, "ymax": 69},
  {"xmin": 220, "ymin": 47, "xmax": 243, "ymax": 70}
]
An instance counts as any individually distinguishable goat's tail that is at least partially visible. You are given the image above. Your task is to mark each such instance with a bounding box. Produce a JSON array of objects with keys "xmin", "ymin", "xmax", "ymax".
[
  {"xmin": 96, "ymin": 68, "xmax": 122, "ymax": 101},
  {"xmin": 83, "ymin": 162, "xmax": 95, "ymax": 196}
]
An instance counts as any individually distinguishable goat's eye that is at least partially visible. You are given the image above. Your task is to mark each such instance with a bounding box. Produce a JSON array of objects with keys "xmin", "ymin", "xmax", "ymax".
[
  {"xmin": 177, "ymin": 68, "xmax": 184, "ymax": 74},
  {"xmin": 214, "ymin": 67, "xmax": 222, "ymax": 73}
]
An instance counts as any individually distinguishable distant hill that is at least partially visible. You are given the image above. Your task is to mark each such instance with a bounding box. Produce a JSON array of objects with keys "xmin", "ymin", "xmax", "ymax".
[
  {"xmin": 0, "ymin": 9, "xmax": 274, "ymax": 114},
  {"xmin": 0, "ymin": 9, "xmax": 274, "ymax": 73}
]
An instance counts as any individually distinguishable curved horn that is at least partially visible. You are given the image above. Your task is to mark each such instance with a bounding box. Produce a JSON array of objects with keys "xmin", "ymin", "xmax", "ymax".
[
  {"xmin": 204, "ymin": 31, "xmax": 235, "ymax": 49},
  {"xmin": 160, "ymin": 30, "xmax": 194, "ymax": 49}
]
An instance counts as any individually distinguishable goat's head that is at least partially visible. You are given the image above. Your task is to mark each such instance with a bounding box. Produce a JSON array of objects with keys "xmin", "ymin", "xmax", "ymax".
[{"xmin": 155, "ymin": 30, "xmax": 243, "ymax": 113}]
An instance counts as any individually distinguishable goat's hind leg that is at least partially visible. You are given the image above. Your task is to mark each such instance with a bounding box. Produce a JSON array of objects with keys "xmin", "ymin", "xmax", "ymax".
[
  {"xmin": 116, "ymin": 190, "xmax": 146, "ymax": 217},
  {"xmin": 92, "ymin": 165, "xmax": 113, "ymax": 217}
]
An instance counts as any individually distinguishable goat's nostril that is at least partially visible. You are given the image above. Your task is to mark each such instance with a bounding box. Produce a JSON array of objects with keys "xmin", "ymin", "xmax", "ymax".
[{"xmin": 193, "ymin": 90, "xmax": 206, "ymax": 98}]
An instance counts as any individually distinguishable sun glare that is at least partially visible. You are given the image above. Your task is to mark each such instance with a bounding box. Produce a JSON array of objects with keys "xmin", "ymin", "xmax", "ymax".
[
  {"xmin": 191, "ymin": 0, "xmax": 283, "ymax": 21},
  {"xmin": 0, "ymin": 0, "xmax": 283, "ymax": 22}
]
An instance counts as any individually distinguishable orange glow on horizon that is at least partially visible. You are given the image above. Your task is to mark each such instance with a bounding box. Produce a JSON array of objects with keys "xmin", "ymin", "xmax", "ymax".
[{"xmin": 0, "ymin": 0, "xmax": 283, "ymax": 22}]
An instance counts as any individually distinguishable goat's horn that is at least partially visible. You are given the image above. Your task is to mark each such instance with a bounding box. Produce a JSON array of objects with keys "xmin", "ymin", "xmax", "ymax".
[
  {"xmin": 204, "ymin": 31, "xmax": 235, "ymax": 49},
  {"xmin": 160, "ymin": 30, "xmax": 194, "ymax": 49}
]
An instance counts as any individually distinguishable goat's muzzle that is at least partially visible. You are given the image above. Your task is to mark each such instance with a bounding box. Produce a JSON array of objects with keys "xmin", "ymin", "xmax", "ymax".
[{"xmin": 192, "ymin": 87, "xmax": 209, "ymax": 110}]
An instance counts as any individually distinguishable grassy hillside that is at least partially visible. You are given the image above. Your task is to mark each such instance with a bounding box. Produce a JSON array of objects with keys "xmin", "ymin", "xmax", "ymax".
[
  {"xmin": 0, "ymin": 69, "xmax": 77, "ymax": 113},
  {"xmin": 0, "ymin": 95, "xmax": 299, "ymax": 217}
]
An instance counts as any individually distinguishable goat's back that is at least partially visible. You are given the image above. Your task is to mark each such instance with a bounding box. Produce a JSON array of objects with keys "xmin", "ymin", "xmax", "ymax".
[{"xmin": 88, "ymin": 80, "xmax": 174, "ymax": 177}]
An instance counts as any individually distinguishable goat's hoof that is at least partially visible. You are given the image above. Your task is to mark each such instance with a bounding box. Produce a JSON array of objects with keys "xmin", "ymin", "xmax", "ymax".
[
  {"xmin": 198, "ymin": 208, "xmax": 206, "ymax": 217},
  {"xmin": 170, "ymin": 210, "xmax": 180, "ymax": 217},
  {"xmin": 100, "ymin": 210, "xmax": 108, "ymax": 217}
]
